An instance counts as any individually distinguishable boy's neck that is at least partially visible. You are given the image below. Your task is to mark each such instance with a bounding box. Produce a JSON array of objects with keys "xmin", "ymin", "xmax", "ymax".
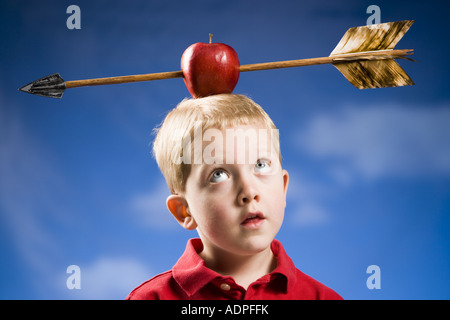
[{"xmin": 198, "ymin": 240, "xmax": 277, "ymax": 290}]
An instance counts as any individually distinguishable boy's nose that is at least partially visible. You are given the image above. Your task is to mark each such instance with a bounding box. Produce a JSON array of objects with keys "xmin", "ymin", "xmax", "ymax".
[{"xmin": 237, "ymin": 176, "xmax": 260, "ymax": 206}]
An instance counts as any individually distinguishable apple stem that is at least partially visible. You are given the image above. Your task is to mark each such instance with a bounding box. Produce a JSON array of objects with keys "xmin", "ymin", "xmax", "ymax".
[{"xmin": 209, "ymin": 33, "xmax": 213, "ymax": 44}]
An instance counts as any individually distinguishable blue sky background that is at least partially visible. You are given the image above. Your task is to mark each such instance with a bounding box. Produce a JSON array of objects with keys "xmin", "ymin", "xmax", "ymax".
[{"xmin": 1, "ymin": 0, "xmax": 449, "ymax": 299}]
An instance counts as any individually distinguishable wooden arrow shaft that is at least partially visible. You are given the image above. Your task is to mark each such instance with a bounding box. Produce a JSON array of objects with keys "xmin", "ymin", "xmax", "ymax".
[
  {"xmin": 65, "ymin": 49, "xmax": 413, "ymax": 89},
  {"xmin": 240, "ymin": 49, "xmax": 413, "ymax": 72},
  {"xmin": 65, "ymin": 70, "xmax": 184, "ymax": 88}
]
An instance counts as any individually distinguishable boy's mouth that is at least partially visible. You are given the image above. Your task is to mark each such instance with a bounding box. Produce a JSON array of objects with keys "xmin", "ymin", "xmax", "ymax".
[{"xmin": 240, "ymin": 212, "xmax": 265, "ymax": 229}]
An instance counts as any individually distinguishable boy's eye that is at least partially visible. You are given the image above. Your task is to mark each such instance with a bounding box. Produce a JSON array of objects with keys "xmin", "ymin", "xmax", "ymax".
[
  {"xmin": 255, "ymin": 159, "xmax": 271, "ymax": 173},
  {"xmin": 209, "ymin": 169, "xmax": 229, "ymax": 183}
]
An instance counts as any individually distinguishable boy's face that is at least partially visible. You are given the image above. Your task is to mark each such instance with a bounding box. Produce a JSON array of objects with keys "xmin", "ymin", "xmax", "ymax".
[{"xmin": 180, "ymin": 123, "xmax": 289, "ymax": 257}]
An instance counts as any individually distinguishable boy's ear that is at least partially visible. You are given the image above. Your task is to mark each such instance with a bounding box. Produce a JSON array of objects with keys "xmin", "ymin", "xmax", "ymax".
[
  {"xmin": 166, "ymin": 194, "xmax": 197, "ymax": 230},
  {"xmin": 282, "ymin": 169, "xmax": 289, "ymax": 208}
]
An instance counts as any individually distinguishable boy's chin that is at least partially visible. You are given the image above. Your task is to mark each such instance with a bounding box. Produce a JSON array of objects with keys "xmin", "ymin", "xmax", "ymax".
[{"xmin": 233, "ymin": 235, "xmax": 275, "ymax": 255}]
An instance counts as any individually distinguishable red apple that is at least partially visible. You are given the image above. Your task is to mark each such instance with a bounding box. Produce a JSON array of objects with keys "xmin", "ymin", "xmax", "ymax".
[{"xmin": 181, "ymin": 35, "xmax": 240, "ymax": 98}]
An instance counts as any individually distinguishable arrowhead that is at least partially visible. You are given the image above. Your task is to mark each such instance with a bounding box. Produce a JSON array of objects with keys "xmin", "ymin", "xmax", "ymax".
[{"xmin": 19, "ymin": 73, "xmax": 66, "ymax": 98}]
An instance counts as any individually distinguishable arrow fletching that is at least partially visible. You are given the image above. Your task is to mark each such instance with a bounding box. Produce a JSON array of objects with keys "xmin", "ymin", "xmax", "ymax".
[
  {"xmin": 333, "ymin": 58, "xmax": 414, "ymax": 89},
  {"xmin": 19, "ymin": 73, "xmax": 66, "ymax": 98},
  {"xmin": 330, "ymin": 20, "xmax": 415, "ymax": 89}
]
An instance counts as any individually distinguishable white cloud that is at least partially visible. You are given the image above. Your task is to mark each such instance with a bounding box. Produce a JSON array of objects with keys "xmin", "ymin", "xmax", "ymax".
[
  {"xmin": 128, "ymin": 180, "xmax": 178, "ymax": 229},
  {"xmin": 296, "ymin": 105, "xmax": 450, "ymax": 179},
  {"xmin": 69, "ymin": 257, "xmax": 151, "ymax": 300},
  {"xmin": 285, "ymin": 172, "xmax": 331, "ymax": 227},
  {"xmin": 290, "ymin": 201, "xmax": 329, "ymax": 227}
]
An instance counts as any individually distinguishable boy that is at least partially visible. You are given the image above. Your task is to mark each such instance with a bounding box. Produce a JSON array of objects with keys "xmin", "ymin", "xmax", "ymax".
[{"xmin": 127, "ymin": 94, "xmax": 342, "ymax": 300}]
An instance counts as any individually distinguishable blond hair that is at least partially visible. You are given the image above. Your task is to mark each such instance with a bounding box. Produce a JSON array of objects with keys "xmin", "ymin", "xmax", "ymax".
[{"xmin": 153, "ymin": 94, "xmax": 280, "ymax": 194}]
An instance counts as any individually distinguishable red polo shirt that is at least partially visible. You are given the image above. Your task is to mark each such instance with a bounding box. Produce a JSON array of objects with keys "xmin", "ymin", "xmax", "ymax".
[{"xmin": 126, "ymin": 238, "xmax": 342, "ymax": 300}]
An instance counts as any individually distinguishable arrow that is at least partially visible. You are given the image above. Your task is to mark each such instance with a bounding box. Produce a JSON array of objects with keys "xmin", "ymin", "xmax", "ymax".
[{"xmin": 19, "ymin": 20, "xmax": 415, "ymax": 99}]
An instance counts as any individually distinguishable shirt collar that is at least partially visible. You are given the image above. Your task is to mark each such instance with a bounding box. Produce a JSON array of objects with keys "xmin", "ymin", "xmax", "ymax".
[
  {"xmin": 270, "ymin": 238, "xmax": 298, "ymax": 292},
  {"xmin": 172, "ymin": 238, "xmax": 297, "ymax": 297}
]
